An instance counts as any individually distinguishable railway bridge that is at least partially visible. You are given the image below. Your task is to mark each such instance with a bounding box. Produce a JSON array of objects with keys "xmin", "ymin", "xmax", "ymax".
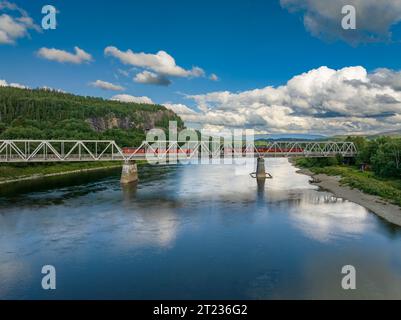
[{"xmin": 0, "ymin": 140, "xmax": 357, "ymax": 183}]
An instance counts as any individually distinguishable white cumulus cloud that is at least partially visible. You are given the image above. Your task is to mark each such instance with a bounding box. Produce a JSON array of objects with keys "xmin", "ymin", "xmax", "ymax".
[
  {"xmin": 37, "ymin": 47, "xmax": 93, "ymax": 64},
  {"xmin": 105, "ymin": 46, "xmax": 204, "ymax": 78},
  {"xmin": 163, "ymin": 103, "xmax": 198, "ymax": 115},
  {"xmin": 209, "ymin": 73, "xmax": 219, "ymax": 81},
  {"xmin": 0, "ymin": 79, "xmax": 26, "ymax": 88},
  {"xmin": 90, "ymin": 80, "xmax": 125, "ymax": 91},
  {"xmin": 0, "ymin": 1, "xmax": 40, "ymax": 45},
  {"xmin": 111, "ymin": 94, "xmax": 154, "ymax": 104},
  {"xmin": 134, "ymin": 71, "xmax": 171, "ymax": 86},
  {"xmin": 104, "ymin": 46, "xmax": 214, "ymax": 86}
]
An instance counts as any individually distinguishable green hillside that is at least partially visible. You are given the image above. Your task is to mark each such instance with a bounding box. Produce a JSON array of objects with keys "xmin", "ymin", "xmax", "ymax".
[{"xmin": 0, "ymin": 87, "xmax": 184, "ymax": 146}]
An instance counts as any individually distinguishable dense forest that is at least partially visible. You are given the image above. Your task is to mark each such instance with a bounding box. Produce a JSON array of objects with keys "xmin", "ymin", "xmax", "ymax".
[
  {"xmin": 345, "ymin": 136, "xmax": 401, "ymax": 178},
  {"xmin": 0, "ymin": 87, "xmax": 184, "ymax": 146}
]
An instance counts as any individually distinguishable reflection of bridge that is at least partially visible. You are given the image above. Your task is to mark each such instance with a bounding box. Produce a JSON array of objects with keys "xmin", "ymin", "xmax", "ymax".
[
  {"xmin": 0, "ymin": 140, "xmax": 357, "ymax": 184},
  {"xmin": 0, "ymin": 140, "xmax": 357, "ymax": 162}
]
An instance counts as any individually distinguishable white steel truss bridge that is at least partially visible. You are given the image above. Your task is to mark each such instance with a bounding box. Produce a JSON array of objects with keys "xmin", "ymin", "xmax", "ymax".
[{"xmin": 0, "ymin": 140, "xmax": 357, "ymax": 163}]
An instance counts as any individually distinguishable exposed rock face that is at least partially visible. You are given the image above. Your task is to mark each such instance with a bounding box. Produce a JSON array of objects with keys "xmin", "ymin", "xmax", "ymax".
[
  {"xmin": 86, "ymin": 116, "xmax": 133, "ymax": 132},
  {"xmin": 85, "ymin": 110, "xmax": 180, "ymax": 132}
]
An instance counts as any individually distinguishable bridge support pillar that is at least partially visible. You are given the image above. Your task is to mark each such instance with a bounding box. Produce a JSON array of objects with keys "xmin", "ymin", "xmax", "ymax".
[
  {"xmin": 256, "ymin": 157, "xmax": 266, "ymax": 179},
  {"xmin": 120, "ymin": 160, "xmax": 138, "ymax": 184}
]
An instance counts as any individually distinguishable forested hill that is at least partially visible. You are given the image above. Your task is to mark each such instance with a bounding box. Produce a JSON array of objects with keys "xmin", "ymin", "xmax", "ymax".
[{"xmin": 0, "ymin": 87, "xmax": 184, "ymax": 146}]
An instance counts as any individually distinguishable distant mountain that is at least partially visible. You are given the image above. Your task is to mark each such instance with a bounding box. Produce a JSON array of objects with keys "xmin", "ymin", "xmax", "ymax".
[
  {"xmin": 369, "ymin": 129, "xmax": 401, "ymax": 137},
  {"xmin": 255, "ymin": 133, "xmax": 327, "ymax": 141},
  {"xmin": 330, "ymin": 130, "xmax": 401, "ymax": 140}
]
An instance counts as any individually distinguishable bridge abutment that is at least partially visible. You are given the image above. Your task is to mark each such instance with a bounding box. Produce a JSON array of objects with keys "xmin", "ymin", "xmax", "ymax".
[{"xmin": 120, "ymin": 161, "xmax": 138, "ymax": 184}]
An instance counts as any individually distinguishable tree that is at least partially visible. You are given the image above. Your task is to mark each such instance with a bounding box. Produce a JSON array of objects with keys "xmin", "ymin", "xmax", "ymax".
[
  {"xmin": 371, "ymin": 137, "xmax": 401, "ymax": 178},
  {"xmin": 0, "ymin": 86, "xmax": 184, "ymax": 147}
]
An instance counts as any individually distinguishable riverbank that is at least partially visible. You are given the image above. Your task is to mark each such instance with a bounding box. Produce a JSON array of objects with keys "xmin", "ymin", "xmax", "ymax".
[
  {"xmin": 293, "ymin": 162, "xmax": 401, "ymax": 227},
  {"xmin": 0, "ymin": 162, "xmax": 123, "ymax": 185}
]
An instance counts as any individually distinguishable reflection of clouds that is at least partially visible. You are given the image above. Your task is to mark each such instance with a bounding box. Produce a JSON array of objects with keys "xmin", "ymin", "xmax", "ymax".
[
  {"xmin": 0, "ymin": 199, "xmax": 181, "ymax": 298},
  {"xmin": 176, "ymin": 161, "xmax": 257, "ymax": 202},
  {"xmin": 265, "ymin": 158, "xmax": 317, "ymax": 191},
  {"xmin": 163, "ymin": 158, "xmax": 373, "ymax": 247},
  {"xmin": 176, "ymin": 158, "xmax": 313, "ymax": 203},
  {"xmin": 0, "ymin": 157, "xmax": 394, "ymax": 299},
  {"xmin": 120, "ymin": 201, "xmax": 180, "ymax": 248},
  {"xmin": 121, "ymin": 183, "xmax": 180, "ymax": 248},
  {"xmin": 289, "ymin": 192, "xmax": 371, "ymax": 243}
]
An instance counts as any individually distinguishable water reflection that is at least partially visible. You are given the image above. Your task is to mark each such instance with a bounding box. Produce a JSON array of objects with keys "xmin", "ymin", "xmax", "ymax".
[
  {"xmin": 256, "ymin": 178, "xmax": 266, "ymax": 201},
  {"xmin": 122, "ymin": 202, "xmax": 180, "ymax": 248},
  {"xmin": 122, "ymin": 181, "xmax": 138, "ymax": 203},
  {"xmin": 289, "ymin": 191, "xmax": 371, "ymax": 243},
  {"xmin": 0, "ymin": 158, "xmax": 401, "ymax": 299}
]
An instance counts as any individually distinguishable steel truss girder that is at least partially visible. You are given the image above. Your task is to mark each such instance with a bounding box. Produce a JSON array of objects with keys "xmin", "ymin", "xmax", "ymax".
[{"xmin": 0, "ymin": 140, "xmax": 357, "ymax": 163}]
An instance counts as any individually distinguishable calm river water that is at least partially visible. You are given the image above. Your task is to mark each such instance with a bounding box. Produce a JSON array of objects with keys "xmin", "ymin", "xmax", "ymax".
[{"xmin": 1, "ymin": 158, "xmax": 401, "ymax": 299}]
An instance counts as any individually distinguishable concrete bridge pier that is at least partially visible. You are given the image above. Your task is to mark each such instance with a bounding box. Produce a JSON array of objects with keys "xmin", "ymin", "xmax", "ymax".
[
  {"xmin": 120, "ymin": 160, "xmax": 138, "ymax": 184},
  {"xmin": 256, "ymin": 157, "xmax": 266, "ymax": 179},
  {"xmin": 250, "ymin": 157, "xmax": 272, "ymax": 180}
]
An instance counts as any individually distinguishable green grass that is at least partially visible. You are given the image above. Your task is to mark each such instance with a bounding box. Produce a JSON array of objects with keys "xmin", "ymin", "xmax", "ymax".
[
  {"xmin": 295, "ymin": 159, "xmax": 401, "ymax": 207},
  {"xmin": 0, "ymin": 161, "xmax": 122, "ymax": 181}
]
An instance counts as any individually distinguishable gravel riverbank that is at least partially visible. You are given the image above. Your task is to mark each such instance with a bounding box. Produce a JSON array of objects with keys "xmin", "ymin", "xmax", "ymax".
[{"xmin": 296, "ymin": 167, "xmax": 401, "ymax": 227}]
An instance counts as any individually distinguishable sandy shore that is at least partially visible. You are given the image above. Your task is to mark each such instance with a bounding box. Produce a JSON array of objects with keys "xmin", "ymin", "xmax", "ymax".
[{"xmin": 295, "ymin": 167, "xmax": 401, "ymax": 227}]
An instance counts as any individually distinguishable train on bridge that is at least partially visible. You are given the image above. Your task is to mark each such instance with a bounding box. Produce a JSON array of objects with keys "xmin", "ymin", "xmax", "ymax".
[
  {"xmin": 0, "ymin": 140, "xmax": 357, "ymax": 164},
  {"xmin": 0, "ymin": 139, "xmax": 357, "ymax": 184},
  {"xmin": 121, "ymin": 146, "xmax": 306, "ymax": 155}
]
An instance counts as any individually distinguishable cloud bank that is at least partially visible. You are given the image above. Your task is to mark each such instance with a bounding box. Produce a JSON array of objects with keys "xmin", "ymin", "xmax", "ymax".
[
  {"xmin": 90, "ymin": 80, "xmax": 125, "ymax": 91},
  {"xmin": 171, "ymin": 66, "xmax": 401, "ymax": 135}
]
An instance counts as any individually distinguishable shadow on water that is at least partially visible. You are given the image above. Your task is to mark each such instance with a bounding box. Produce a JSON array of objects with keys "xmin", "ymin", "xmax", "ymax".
[
  {"xmin": 256, "ymin": 178, "xmax": 265, "ymax": 197},
  {"xmin": 374, "ymin": 214, "xmax": 401, "ymax": 239},
  {"xmin": 0, "ymin": 164, "xmax": 179, "ymax": 208},
  {"xmin": 0, "ymin": 167, "xmax": 121, "ymax": 198},
  {"xmin": 122, "ymin": 181, "xmax": 138, "ymax": 203}
]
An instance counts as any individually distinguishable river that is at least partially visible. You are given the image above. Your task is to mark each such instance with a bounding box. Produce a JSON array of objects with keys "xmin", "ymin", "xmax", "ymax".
[{"xmin": 1, "ymin": 158, "xmax": 401, "ymax": 299}]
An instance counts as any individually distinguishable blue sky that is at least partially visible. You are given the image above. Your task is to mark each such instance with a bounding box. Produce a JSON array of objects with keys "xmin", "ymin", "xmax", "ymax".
[{"xmin": 2, "ymin": 0, "xmax": 401, "ymax": 135}]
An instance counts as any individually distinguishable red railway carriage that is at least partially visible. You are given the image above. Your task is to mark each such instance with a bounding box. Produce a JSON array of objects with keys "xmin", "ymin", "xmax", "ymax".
[
  {"xmin": 122, "ymin": 147, "xmax": 195, "ymax": 155},
  {"xmin": 122, "ymin": 147, "xmax": 146, "ymax": 154},
  {"xmin": 224, "ymin": 147, "xmax": 305, "ymax": 153},
  {"xmin": 122, "ymin": 146, "xmax": 305, "ymax": 155}
]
